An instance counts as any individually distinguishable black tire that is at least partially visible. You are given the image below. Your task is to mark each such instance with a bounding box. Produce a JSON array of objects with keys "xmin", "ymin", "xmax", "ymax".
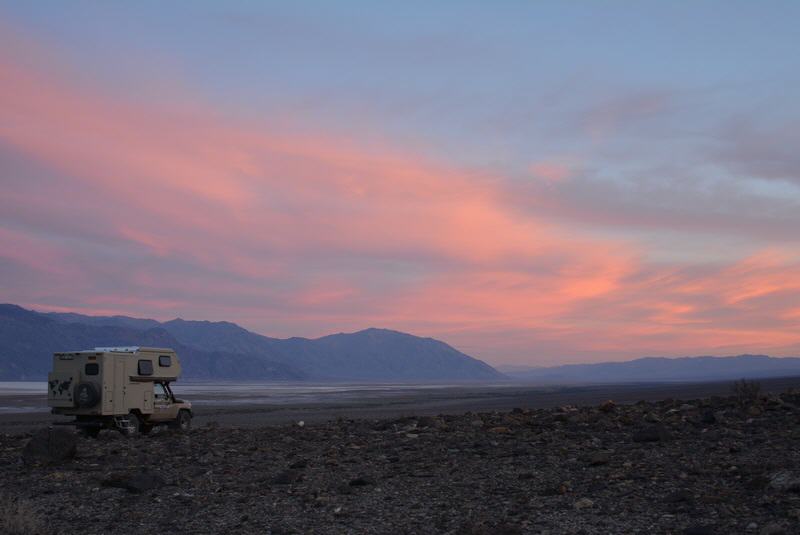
[
  {"xmin": 173, "ymin": 410, "xmax": 191, "ymax": 431},
  {"xmin": 120, "ymin": 412, "xmax": 141, "ymax": 437},
  {"xmin": 75, "ymin": 382, "xmax": 100, "ymax": 408},
  {"xmin": 80, "ymin": 427, "xmax": 101, "ymax": 438}
]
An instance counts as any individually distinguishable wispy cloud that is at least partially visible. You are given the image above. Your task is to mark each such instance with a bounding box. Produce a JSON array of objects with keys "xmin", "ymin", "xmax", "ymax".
[{"xmin": 1, "ymin": 28, "xmax": 799, "ymax": 364}]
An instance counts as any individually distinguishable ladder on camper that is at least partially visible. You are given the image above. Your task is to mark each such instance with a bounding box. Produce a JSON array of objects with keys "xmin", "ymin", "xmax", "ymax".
[{"xmin": 114, "ymin": 415, "xmax": 137, "ymax": 434}]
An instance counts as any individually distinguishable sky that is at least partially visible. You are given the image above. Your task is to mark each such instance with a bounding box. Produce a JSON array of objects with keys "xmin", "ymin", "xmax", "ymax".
[{"xmin": 2, "ymin": 1, "xmax": 800, "ymax": 365}]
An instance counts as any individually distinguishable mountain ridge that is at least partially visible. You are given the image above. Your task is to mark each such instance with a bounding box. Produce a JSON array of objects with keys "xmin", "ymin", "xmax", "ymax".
[
  {"xmin": 4, "ymin": 303, "xmax": 799, "ymax": 383},
  {"xmin": 0, "ymin": 304, "xmax": 502, "ymax": 382},
  {"xmin": 499, "ymin": 354, "xmax": 800, "ymax": 383}
]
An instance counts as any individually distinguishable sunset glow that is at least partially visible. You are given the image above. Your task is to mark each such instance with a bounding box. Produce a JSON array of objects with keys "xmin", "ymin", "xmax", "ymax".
[{"xmin": 2, "ymin": 3, "xmax": 799, "ymax": 364}]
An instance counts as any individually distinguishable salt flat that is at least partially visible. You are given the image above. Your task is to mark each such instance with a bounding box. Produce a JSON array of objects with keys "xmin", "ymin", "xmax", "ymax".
[{"xmin": 2, "ymin": 376, "xmax": 798, "ymax": 431}]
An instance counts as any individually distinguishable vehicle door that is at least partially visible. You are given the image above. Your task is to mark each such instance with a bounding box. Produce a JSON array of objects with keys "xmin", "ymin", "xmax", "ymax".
[{"xmin": 151, "ymin": 382, "xmax": 176, "ymax": 422}]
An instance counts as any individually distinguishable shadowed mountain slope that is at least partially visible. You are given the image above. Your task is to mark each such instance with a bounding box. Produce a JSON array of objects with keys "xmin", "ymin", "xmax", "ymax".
[
  {"xmin": 499, "ymin": 355, "xmax": 800, "ymax": 383},
  {"xmin": 0, "ymin": 304, "xmax": 502, "ymax": 381}
]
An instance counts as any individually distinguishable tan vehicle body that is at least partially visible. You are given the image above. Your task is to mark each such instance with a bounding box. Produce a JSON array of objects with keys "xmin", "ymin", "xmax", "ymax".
[{"xmin": 48, "ymin": 347, "xmax": 192, "ymax": 435}]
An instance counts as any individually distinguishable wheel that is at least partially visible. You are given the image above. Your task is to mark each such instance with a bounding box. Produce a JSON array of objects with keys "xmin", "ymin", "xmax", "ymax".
[
  {"xmin": 80, "ymin": 427, "xmax": 101, "ymax": 438},
  {"xmin": 119, "ymin": 412, "xmax": 141, "ymax": 437},
  {"xmin": 172, "ymin": 410, "xmax": 191, "ymax": 431}
]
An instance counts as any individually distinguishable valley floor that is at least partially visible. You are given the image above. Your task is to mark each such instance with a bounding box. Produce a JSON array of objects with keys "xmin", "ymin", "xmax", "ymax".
[
  {"xmin": 2, "ymin": 384, "xmax": 800, "ymax": 534},
  {"xmin": 2, "ymin": 375, "xmax": 800, "ymax": 431}
]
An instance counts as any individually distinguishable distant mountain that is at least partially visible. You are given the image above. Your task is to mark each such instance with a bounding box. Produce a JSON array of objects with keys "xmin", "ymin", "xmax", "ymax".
[
  {"xmin": 0, "ymin": 305, "xmax": 301, "ymax": 381},
  {"xmin": 0, "ymin": 304, "xmax": 503, "ymax": 382},
  {"xmin": 501, "ymin": 355, "xmax": 800, "ymax": 383}
]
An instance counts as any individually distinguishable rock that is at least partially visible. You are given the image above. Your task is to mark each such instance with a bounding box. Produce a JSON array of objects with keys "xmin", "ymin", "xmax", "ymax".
[
  {"xmin": 101, "ymin": 472, "xmax": 166, "ymax": 493},
  {"xmin": 416, "ymin": 416, "xmax": 436, "ymax": 428},
  {"xmin": 768, "ymin": 471, "xmax": 800, "ymax": 492},
  {"xmin": 759, "ymin": 522, "xmax": 788, "ymax": 535},
  {"xmin": 6, "ymin": 391, "xmax": 800, "ymax": 534},
  {"xmin": 665, "ymin": 489, "xmax": 693, "ymax": 503},
  {"xmin": 21, "ymin": 427, "xmax": 77, "ymax": 464},
  {"xmin": 598, "ymin": 400, "xmax": 616, "ymax": 412},
  {"xmin": 470, "ymin": 419, "xmax": 484, "ymax": 427},
  {"xmin": 632, "ymin": 425, "xmax": 671, "ymax": 443},
  {"xmin": 568, "ymin": 412, "xmax": 589, "ymax": 424},
  {"xmin": 459, "ymin": 520, "xmax": 522, "ymax": 535},
  {"xmin": 700, "ymin": 410, "xmax": 717, "ymax": 425},
  {"xmin": 643, "ymin": 412, "xmax": 661, "ymax": 423},
  {"xmin": 588, "ymin": 452, "xmax": 610, "ymax": 466},
  {"xmin": 684, "ymin": 525, "xmax": 715, "ymax": 535},
  {"xmin": 488, "ymin": 426, "xmax": 510, "ymax": 434},
  {"xmin": 271, "ymin": 469, "xmax": 302, "ymax": 485}
]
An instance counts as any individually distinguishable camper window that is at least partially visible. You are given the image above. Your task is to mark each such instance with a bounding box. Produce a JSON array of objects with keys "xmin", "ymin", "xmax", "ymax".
[
  {"xmin": 85, "ymin": 363, "xmax": 99, "ymax": 375},
  {"xmin": 138, "ymin": 359, "xmax": 153, "ymax": 376},
  {"xmin": 159, "ymin": 355, "xmax": 172, "ymax": 367}
]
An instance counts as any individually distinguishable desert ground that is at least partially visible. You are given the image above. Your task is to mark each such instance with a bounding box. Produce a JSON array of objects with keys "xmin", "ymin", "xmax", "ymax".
[
  {"xmin": 2, "ymin": 376, "xmax": 800, "ymax": 431},
  {"xmin": 1, "ymin": 377, "xmax": 800, "ymax": 534}
]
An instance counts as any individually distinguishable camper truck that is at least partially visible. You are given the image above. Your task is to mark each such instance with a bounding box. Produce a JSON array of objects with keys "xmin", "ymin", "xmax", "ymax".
[{"xmin": 47, "ymin": 347, "xmax": 192, "ymax": 437}]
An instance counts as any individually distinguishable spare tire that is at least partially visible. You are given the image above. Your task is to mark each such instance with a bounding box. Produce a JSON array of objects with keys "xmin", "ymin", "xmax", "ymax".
[{"xmin": 75, "ymin": 382, "xmax": 100, "ymax": 408}]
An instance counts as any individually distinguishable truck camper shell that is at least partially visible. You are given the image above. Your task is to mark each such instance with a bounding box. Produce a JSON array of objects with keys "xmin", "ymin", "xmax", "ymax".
[{"xmin": 48, "ymin": 346, "xmax": 191, "ymax": 436}]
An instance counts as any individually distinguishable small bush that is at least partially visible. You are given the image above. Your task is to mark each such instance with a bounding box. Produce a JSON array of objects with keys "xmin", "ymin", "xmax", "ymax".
[
  {"xmin": 0, "ymin": 499, "xmax": 46, "ymax": 535},
  {"xmin": 732, "ymin": 378, "xmax": 762, "ymax": 408}
]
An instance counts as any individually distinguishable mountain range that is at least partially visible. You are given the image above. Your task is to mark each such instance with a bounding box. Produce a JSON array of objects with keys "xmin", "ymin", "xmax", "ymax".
[
  {"xmin": 3, "ymin": 303, "xmax": 800, "ymax": 384},
  {"xmin": 497, "ymin": 355, "xmax": 800, "ymax": 383},
  {"xmin": 0, "ymin": 304, "xmax": 502, "ymax": 381}
]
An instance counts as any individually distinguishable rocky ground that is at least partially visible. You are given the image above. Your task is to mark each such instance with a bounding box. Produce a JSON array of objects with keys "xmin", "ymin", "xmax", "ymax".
[{"xmin": 1, "ymin": 389, "xmax": 800, "ymax": 535}]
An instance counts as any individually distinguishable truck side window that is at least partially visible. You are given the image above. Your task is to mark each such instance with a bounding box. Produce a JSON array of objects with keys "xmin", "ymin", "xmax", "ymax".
[
  {"xmin": 159, "ymin": 355, "xmax": 171, "ymax": 367},
  {"xmin": 154, "ymin": 382, "xmax": 168, "ymax": 399},
  {"xmin": 138, "ymin": 359, "xmax": 153, "ymax": 376},
  {"xmin": 85, "ymin": 363, "xmax": 99, "ymax": 375}
]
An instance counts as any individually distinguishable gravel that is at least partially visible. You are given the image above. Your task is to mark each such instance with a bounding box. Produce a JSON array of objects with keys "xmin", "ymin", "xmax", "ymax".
[{"xmin": 2, "ymin": 390, "xmax": 800, "ymax": 534}]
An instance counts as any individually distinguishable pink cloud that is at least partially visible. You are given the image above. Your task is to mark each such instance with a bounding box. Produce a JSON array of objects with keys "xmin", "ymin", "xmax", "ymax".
[{"xmin": 2, "ymin": 34, "xmax": 800, "ymax": 364}]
